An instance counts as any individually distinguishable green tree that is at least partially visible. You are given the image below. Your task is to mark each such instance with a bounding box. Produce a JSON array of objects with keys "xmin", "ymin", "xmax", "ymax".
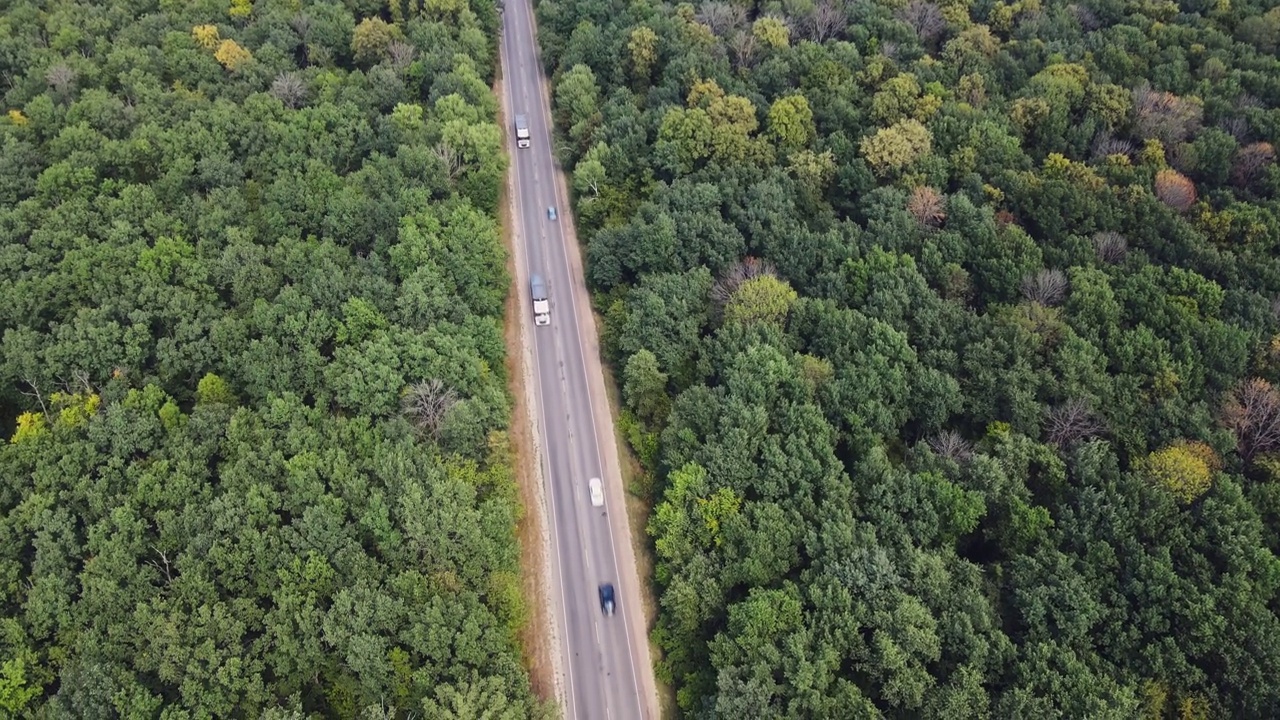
[
  {"xmin": 351, "ymin": 17, "xmax": 403, "ymax": 65},
  {"xmin": 723, "ymin": 276, "xmax": 798, "ymax": 326},
  {"xmin": 657, "ymin": 107, "xmax": 714, "ymax": 175},
  {"xmin": 531, "ymin": 0, "xmax": 1280, "ymax": 713},
  {"xmin": 767, "ymin": 94, "xmax": 815, "ymax": 152},
  {"xmin": 623, "ymin": 348, "xmax": 670, "ymax": 424},
  {"xmin": 554, "ymin": 63, "xmax": 600, "ymax": 151},
  {"xmin": 196, "ymin": 372, "xmax": 236, "ymax": 405},
  {"xmin": 420, "ymin": 674, "xmax": 531, "ymax": 719},
  {"xmin": 627, "ymin": 25, "xmax": 659, "ymax": 84},
  {"xmin": 871, "ymin": 73, "xmax": 938, "ymax": 124},
  {"xmin": 573, "ymin": 142, "xmax": 608, "ymax": 197},
  {"xmin": 0, "ymin": 2, "xmax": 539, "ymax": 716}
]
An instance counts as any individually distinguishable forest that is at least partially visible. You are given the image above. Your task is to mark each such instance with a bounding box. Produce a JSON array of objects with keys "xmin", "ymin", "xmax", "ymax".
[
  {"xmin": 536, "ymin": 0, "xmax": 1280, "ymax": 715},
  {"xmin": 0, "ymin": 0, "xmax": 549, "ymax": 717}
]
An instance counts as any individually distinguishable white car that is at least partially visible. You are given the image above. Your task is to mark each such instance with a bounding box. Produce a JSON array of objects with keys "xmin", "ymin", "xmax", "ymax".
[{"xmin": 589, "ymin": 477, "xmax": 604, "ymax": 507}]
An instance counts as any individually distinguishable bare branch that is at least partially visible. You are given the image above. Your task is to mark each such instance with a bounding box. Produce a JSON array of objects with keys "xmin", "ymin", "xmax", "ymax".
[
  {"xmin": 1044, "ymin": 398, "xmax": 1104, "ymax": 448},
  {"xmin": 387, "ymin": 40, "xmax": 416, "ymax": 72},
  {"xmin": 928, "ymin": 430, "xmax": 973, "ymax": 463},
  {"xmin": 804, "ymin": 0, "xmax": 848, "ymax": 42},
  {"xmin": 1222, "ymin": 377, "xmax": 1280, "ymax": 461},
  {"xmin": 1220, "ymin": 116, "xmax": 1250, "ymax": 143},
  {"xmin": 20, "ymin": 377, "xmax": 48, "ymax": 415},
  {"xmin": 1091, "ymin": 132, "xmax": 1134, "ymax": 161},
  {"xmin": 402, "ymin": 379, "xmax": 460, "ymax": 438},
  {"xmin": 305, "ymin": 43, "xmax": 332, "ymax": 68},
  {"xmin": 696, "ymin": 2, "xmax": 748, "ymax": 36},
  {"xmin": 71, "ymin": 369, "xmax": 94, "ymax": 394},
  {"xmin": 1231, "ymin": 142, "xmax": 1275, "ymax": 189},
  {"xmin": 1237, "ymin": 93, "xmax": 1263, "ymax": 111},
  {"xmin": 896, "ymin": 0, "xmax": 945, "ymax": 46},
  {"xmin": 1132, "ymin": 83, "xmax": 1202, "ymax": 145},
  {"xmin": 45, "ymin": 62, "xmax": 76, "ymax": 96},
  {"xmin": 1020, "ymin": 268, "xmax": 1069, "ymax": 306},
  {"xmin": 728, "ymin": 31, "xmax": 759, "ymax": 71},
  {"xmin": 270, "ymin": 71, "xmax": 307, "ymax": 109},
  {"xmin": 710, "ymin": 256, "xmax": 776, "ymax": 305},
  {"xmin": 1092, "ymin": 231, "xmax": 1128, "ymax": 264},
  {"xmin": 1068, "ymin": 3, "xmax": 1100, "ymax": 31},
  {"xmin": 148, "ymin": 546, "xmax": 175, "ymax": 583},
  {"xmin": 906, "ymin": 186, "xmax": 946, "ymax": 229},
  {"xmin": 433, "ymin": 141, "xmax": 463, "ymax": 180},
  {"xmin": 289, "ymin": 13, "xmax": 313, "ymax": 40}
]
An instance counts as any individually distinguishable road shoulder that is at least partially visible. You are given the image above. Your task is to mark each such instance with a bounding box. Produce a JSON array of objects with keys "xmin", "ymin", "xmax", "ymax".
[
  {"xmin": 495, "ymin": 73, "xmax": 566, "ymax": 714},
  {"xmin": 534, "ymin": 87, "xmax": 664, "ymax": 720}
]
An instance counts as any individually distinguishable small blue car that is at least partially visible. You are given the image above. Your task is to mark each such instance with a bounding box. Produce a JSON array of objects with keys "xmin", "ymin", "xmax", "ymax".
[{"xmin": 547, "ymin": 206, "xmax": 557, "ymax": 220}]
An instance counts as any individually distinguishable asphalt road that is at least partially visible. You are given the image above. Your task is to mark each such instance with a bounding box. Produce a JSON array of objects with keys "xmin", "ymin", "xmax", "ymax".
[{"xmin": 498, "ymin": 1, "xmax": 657, "ymax": 718}]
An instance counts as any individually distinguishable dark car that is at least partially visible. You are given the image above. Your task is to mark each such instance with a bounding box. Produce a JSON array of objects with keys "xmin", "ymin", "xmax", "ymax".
[{"xmin": 599, "ymin": 583, "xmax": 616, "ymax": 616}]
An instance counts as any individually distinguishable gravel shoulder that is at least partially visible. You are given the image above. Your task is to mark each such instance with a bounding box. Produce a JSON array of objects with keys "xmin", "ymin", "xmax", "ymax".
[{"xmin": 495, "ymin": 74, "xmax": 565, "ymax": 713}]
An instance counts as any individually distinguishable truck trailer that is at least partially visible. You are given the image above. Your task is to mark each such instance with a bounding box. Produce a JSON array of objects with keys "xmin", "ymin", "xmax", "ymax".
[
  {"xmin": 515, "ymin": 114, "xmax": 530, "ymax": 148},
  {"xmin": 531, "ymin": 274, "xmax": 550, "ymax": 326}
]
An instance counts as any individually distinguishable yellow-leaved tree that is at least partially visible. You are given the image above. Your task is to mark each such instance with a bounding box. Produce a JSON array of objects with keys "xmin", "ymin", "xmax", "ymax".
[
  {"xmin": 1141, "ymin": 440, "xmax": 1219, "ymax": 504},
  {"xmin": 215, "ymin": 39, "xmax": 253, "ymax": 71},
  {"xmin": 192, "ymin": 24, "xmax": 220, "ymax": 49},
  {"xmin": 229, "ymin": 0, "xmax": 252, "ymax": 21},
  {"xmin": 860, "ymin": 118, "xmax": 933, "ymax": 177},
  {"xmin": 752, "ymin": 16, "xmax": 791, "ymax": 48},
  {"xmin": 10, "ymin": 412, "xmax": 46, "ymax": 444},
  {"xmin": 351, "ymin": 17, "xmax": 403, "ymax": 65}
]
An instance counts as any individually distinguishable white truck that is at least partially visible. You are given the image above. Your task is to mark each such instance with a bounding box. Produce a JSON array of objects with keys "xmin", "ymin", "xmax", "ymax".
[
  {"xmin": 515, "ymin": 114, "xmax": 530, "ymax": 148},
  {"xmin": 531, "ymin": 274, "xmax": 550, "ymax": 326}
]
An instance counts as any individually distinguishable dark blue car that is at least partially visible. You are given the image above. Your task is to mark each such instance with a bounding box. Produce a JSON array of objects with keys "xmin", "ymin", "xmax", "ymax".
[{"xmin": 599, "ymin": 583, "xmax": 615, "ymax": 616}]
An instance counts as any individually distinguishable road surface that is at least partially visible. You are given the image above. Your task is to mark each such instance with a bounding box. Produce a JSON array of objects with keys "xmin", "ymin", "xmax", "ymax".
[{"xmin": 497, "ymin": 1, "xmax": 659, "ymax": 719}]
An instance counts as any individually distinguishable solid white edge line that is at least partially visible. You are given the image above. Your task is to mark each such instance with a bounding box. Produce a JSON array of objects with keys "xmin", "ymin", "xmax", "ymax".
[
  {"xmin": 499, "ymin": 14, "xmax": 579, "ymax": 720},
  {"xmin": 518, "ymin": 6, "xmax": 649, "ymax": 718}
]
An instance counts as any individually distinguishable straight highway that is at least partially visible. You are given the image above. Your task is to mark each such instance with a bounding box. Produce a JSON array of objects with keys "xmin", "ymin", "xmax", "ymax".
[{"xmin": 497, "ymin": 0, "xmax": 659, "ymax": 717}]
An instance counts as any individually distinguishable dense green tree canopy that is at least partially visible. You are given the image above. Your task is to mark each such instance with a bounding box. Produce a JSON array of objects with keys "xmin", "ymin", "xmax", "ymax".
[
  {"xmin": 0, "ymin": 0, "xmax": 545, "ymax": 718},
  {"xmin": 540, "ymin": 0, "xmax": 1280, "ymax": 714}
]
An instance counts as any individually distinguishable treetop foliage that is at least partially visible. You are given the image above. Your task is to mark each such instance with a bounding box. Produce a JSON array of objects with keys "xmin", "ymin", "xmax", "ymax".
[
  {"xmin": 538, "ymin": 0, "xmax": 1280, "ymax": 714},
  {"xmin": 0, "ymin": 0, "xmax": 544, "ymax": 717}
]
